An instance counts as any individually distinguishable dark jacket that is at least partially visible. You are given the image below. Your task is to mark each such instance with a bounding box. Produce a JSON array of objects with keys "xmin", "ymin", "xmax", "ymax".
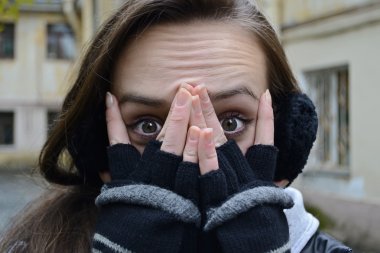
[
  {"xmin": 302, "ymin": 231, "xmax": 352, "ymax": 253},
  {"xmin": 285, "ymin": 187, "xmax": 352, "ymax": 253}
]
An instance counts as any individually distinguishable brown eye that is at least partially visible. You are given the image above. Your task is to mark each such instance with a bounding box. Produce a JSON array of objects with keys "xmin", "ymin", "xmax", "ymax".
[
  {"xmin": 221, "ymin": 118, "xmax": 238, "ymax": 132},
  {"xmin": 142, "ymin": 121, "xmax": 157, "ymax": 133},
  {"xmin": 220, "ymin": 116, "xmax": 245, "ymax": 134},
  {"xmin": 134, "ymin": 119, "xmax": 162, "ymax": 136}
]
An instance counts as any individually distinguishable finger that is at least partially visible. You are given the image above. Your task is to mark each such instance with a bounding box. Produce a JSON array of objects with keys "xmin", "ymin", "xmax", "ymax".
[
  {"xmin": 183, "ymin": 126, "xmax": 200, "ymax": 163},
  {"xmin": 190, "ymin": 95, "xmax": 207, "ymax": 129},
  {"xmin": 181, "ymin": 82, "xmax": 194, "ymax": 93},
  {"xmin": 254, "ymin": 89, "xmax": 274, "ymax": 145},
  {"xmin": 161, "ymin": 88, "xmax": 192, "ymax": 155},
  {"xmin": 198, "ymin": 128, "xmax": 219, "ymax": 175},
  {"xmin": 99, "ymin": 171, "xmax": 111, "ymax": 183},
  {"xmin": 156, "ymin": 83, "xmax": 192, "ymax": 142},
  {"xmin": 106, "ymin": 92, "xmax": 130, "ymax": 145},
  {"xmin": 275, "ymin": 179, "xmax": 289, "ymax": 188},
  {"xmin": 194, "ymin": 85, "xmax": 227, "ymax": 147}
]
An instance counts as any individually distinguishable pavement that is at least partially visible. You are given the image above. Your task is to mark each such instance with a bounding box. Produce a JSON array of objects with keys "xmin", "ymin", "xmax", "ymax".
[{"xmin": 0, "ymin": 169, "xmax": 45, "ymax": 233}]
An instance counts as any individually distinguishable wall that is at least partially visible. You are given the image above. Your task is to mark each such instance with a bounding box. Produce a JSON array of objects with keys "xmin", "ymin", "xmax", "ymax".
[
  {"xmin": 0, "ymin": 12, "xmax": 75, "ymax": 167},
  {"xmin": 282, "ymin": 4, "xmax": 380, "ymax": 202}
]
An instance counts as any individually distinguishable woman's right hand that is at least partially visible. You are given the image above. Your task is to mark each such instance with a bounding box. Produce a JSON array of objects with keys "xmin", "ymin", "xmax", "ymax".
[{"xmin": 104, "ymin": 86, "xmax": 195, "ymax": 177}]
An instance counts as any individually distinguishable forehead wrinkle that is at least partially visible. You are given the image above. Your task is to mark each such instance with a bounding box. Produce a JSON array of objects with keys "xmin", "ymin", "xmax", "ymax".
[{"xmin": 114, "ymin": 21, "xmax": 268, "ymax": 104}]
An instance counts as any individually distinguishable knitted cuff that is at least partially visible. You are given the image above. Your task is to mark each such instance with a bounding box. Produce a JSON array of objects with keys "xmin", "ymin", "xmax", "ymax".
[
  {"xmin": 129, "ymin": 140, "xmax": 162, "ymax": 184},
  {"xmin": 150, "ymin": 149, "xmax": 183, "ymax": 190},
  {"xmin": 245, "ymin": 144, "xmax": 279, "ymax": 181},
  {"xmin": 200, "ymin": 169, "xmax": 228, "ymax": 210},
  {"xmin": 107, "ymin": 143, "xmax": 141, "ymax": 180},
  {"xmin": 204, "ymin": 186, "xmax": 294, "ymax": 231},
  {"xmin": 175, "ymin": 161, "xmax": 200, "ymax": 205},
  {"xmin": 217, "ymin": 140, "xmax": 255, "ymax": 185},
  {"xmin": 216, "ymin": 205, "xmax": 292, "ymax": 253},
  {"xmin": 96, "ymin": 184, "xmax": 201, "ymax": 225}
]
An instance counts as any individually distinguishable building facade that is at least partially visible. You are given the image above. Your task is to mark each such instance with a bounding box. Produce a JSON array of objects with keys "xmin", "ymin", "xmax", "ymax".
[
  {"xmin": 0, "ymin": 1, "xmax": 78, "ymax": 167},
  {"xmin": 0, "ymin": 0, "xmax": 112, "ymax": 167},
  {"xmin": 1, "ymin": 0, "xmax": 379, "ymax": 250},
  {"xmin": 261, "ymin": 0, "xmax": 380, "ymax": 249}
]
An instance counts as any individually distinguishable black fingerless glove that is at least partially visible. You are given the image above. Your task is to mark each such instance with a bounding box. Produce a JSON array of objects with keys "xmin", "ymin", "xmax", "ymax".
[
  {"xmin": 92, "ymin": 141, "xmax": 200, "ymax": 253},
  {"xmin": 200, "ymin": 140, "xmax": 294, "ymax": 253}
]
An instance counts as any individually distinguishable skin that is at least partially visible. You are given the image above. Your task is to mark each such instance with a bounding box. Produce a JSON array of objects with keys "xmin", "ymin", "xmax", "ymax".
[{"xmin": 100, "ymin": 21, "xmax": 289, "ymax": 186}]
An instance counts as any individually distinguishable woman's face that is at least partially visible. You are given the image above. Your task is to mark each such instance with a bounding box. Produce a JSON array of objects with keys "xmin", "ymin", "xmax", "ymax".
[{"xmin": 112, "ymin": 21, "xmax": 268, "ymax": 154}]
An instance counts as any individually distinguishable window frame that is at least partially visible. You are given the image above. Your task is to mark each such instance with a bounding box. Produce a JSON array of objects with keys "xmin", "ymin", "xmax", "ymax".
[
  {"xmin": 46, "ymin": 23, "xmax": 76, "ymax": 60},
  {"xmin": 0, "ymin": 111, "xmax": 15, "ymax": 146},
  {"xmin": 304, "ymin": 65, "xmax": 350, "ymax": 172},
  {"xmin": 0, "ymin": 23, "xmax": 15, "ymax": 59}
]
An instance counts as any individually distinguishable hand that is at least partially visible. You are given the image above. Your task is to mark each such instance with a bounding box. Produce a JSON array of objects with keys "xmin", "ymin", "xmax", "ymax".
[
  {"xmin": 104, "ymin": 87, "xmax": 202, "ymax": 199},
  {"xmin": 193, "ymin": 89, "xmax": 293, "ymax": 253},
  {"xmin": 94, "ymin": 90, "xmax": 201, "ymax": 253},
  {"xmin": 187, "ymin": 88, "xmax": 275, "ymax": 176}
]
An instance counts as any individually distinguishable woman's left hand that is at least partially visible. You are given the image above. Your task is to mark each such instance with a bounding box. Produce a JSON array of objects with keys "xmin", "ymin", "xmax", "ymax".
[
  {"xmin": 190, "ymin": 87, "xmax": 275, "ymax": 176},
  {"xmin": 190, "ymin": 87, "xmax": 289, "ymax": 186}
]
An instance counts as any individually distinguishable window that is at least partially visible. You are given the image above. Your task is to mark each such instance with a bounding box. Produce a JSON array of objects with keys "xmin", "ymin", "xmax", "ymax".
[
  {"xmin": 0, "ymin": 112, "xmax": 14, "ymax": 145},
  {"xmin": 305, "ymin": 66, "xmax": 350, "ymax": 169},
  {"xmin": 0, "ymin": 23, "xmax": 15, "ymax": 58},
  {"xmin": 47, "ymin": 24, "xmax": 75, "ymax": 59}
]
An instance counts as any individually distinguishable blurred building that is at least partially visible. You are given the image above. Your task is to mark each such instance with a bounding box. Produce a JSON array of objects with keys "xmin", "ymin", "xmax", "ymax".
[
  {"xmin": 0, "ymin": 0, "xmax": 121, "ymax": 167},
  {"xmin": 1, "ymin": 0, "xmax": 379, "ymax": 250},
  {"xmin": 261, "ymin": 0, "xmax": 380, "ymax": 249},
  {"xmin": 0, "ymin": 0, "xmax": 76, "ymax": 167}
]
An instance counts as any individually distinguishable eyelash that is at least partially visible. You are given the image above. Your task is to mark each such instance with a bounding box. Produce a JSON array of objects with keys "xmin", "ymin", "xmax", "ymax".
[
  {"xmin": 126, "ymin": 112, "xmax": 254, "ymax": 144},
  {"xmin": 126, "ymin": 117, "xmax": 163, "ymax": 141},
  {"xmin": 218, "ymin": 112, "xmax": 254, "ymax": 138}
]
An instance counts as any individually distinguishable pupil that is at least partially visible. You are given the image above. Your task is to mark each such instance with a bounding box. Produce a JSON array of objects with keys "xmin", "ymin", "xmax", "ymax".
[
  {"xmin": 142, "ymin": 121, "xmax": 157, "ymax": 133},
  {"xmin": 222, "ymin": 118, "xmax": 237, "ymax": 132}
]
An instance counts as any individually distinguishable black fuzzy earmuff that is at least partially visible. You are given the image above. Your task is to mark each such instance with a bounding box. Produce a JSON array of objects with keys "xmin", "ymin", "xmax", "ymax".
[{"xmin": 274, "ymin": 93, "xmax": 318, "ymax": 183}]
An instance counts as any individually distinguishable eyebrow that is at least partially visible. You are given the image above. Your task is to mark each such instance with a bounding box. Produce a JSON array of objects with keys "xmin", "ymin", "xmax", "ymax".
[
  {"xmin": 119, "ymin": 86, "xmax": 258, "ymax": 107},
  {"xmin": 209, "ymin": 86, "xmax": 259, "ymax": 102},
  {"xmin": 119, "ymin": 93, "xmax": 167, "ymax": 107}
]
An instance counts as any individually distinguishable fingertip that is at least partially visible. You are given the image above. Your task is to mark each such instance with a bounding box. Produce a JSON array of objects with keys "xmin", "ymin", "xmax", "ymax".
[
  {"xmin": 180, "ymin": 82, "xmax": 194, "ymax": 94},
  {"xmin": 255, "ymin": 90, "xmax": 274, "ymax": 145},
  {"xmin": 183, "ymin": 126, "xmax": 200, "ymax": 163},
  {"xmin": 105, "ymin": 91, "xmax": 130, "ymax": 145},
  {"xmin": 161, "ymin": 87, "xmax": 192, "ymax": 155},
  {"xmin": 106, "ymin": 92, "xmax": 114, "ymax": 109},
  {"xmin": 202, "ymin": 128, "xmax": 214, "ymax": 146},
  {"xmin": 199, "ymin": 128, "xmax": 219, "ymax": 175},
  {"xmin": 189, "ymin": 125, "xmax": 201, "ymax": 139},
  {"xmin": 175, "ymin": 87, "xmax": 192, "ymax": 107}
]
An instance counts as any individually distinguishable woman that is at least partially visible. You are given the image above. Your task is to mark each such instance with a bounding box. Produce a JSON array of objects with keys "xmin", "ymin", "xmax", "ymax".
[{"xmin": 0, "ymin": 0, "xmax": 352, "ymax": 252}]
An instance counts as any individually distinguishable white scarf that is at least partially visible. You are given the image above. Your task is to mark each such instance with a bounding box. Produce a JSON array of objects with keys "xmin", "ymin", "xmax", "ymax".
[{"xmin": 284, "ymin": 187, "xmax": 320, "ymax": 253}]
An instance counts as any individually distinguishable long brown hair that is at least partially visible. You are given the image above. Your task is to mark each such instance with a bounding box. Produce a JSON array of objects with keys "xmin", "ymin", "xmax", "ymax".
[{"xmin": 0, "ymin": 0, "xmax": 299, "ymax": 252}]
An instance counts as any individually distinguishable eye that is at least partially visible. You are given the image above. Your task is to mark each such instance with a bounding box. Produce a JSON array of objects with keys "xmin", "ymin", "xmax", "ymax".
[
  {"xmin": 220, "ymin": 117, "xmax": 244, "ymax": 133},
  {"xmin": 219, "ymin": 112, "xmax": 251, "ymax": 138},
  {"xmin": 132, "ymin": 118, "xmax": 162, "ymax": 138}
]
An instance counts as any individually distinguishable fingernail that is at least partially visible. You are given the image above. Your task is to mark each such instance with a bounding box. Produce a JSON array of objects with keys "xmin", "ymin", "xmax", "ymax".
[
  {"xmin": 189, "ymin": 126, "xmax": 199, "ymax": 141},
  {"xmin": 265, "ymin": 89, "xmax": 272, "ymax": 106},
  {"xmin": 176, "ymin": 88, "xmax": 189, "ymax": 106},
  {"xmin": 192, "ymin": 95, "xmax": 202, "ymax": 113},
  {"xmin": 199, "ymin": 86, "xmax": 209, "ymax": 102},
  {"xmin": 181, "ymin": 82, "xmax": 193, "ymax": 90},
  {"xmin": 204, "ymin": 128, "xmax": 214, "ymax": 145},
  {"xmin": 106, "ymin": 92, "xmax": 113, "ymax": 108}
]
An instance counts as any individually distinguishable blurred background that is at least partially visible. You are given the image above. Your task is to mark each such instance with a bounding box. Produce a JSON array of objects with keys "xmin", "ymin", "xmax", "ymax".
[{"xmin": 0, "ymin": 0, "xmax": 379, "ymax": 251}]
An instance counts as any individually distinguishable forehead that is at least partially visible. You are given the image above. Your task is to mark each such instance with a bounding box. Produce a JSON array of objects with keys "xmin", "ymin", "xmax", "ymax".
[{"xmin": 112, "ymin": 21, "xmax": 267, "ymax": 99}]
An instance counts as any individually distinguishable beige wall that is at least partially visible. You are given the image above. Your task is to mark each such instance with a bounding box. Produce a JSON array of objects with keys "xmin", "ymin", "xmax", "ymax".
[
  {"xmin": 0, "ymin": 12, "xmax": 75, "ymax": 166},
  {"xmin": 276, "ymin": 4, "xmax": 380, "ymax": 202}
]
